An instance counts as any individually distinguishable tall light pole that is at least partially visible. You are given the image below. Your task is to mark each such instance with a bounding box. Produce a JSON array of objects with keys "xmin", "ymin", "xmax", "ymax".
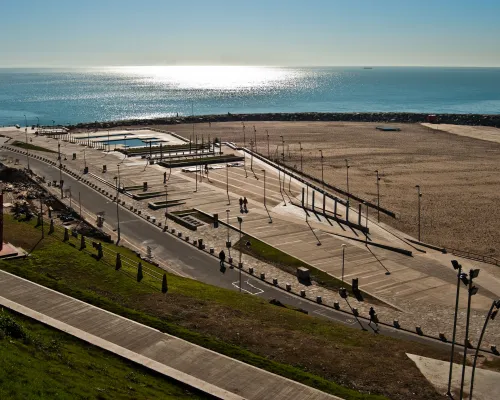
[
  {"xmin": 253, "ymin": 125, "xmax": 257, "ymax": 153},
  {"xmin": 165, "ymin": 184, "xmax": 168, "ymax": 229},
  {"xmin": 237, "ymin": 216, "xmax": 243, "ymax": 292},
  {"xmin": 341, "ymin": 244, "xmax": 346, "ymax": 283},
  {"xmin": 243, "ymin": 123, "xmax": 246, "ymax": 147},
  {"xmin": 266, "ymin": 130, "xmax": 270, "ymax": 158},
  {"xmin": 250, "ymin": 139, "xmax": 254, "ymax": 170},
  {"xmin": 469, "ymin": 299, "xmax": 500, "ymax": 400},
  {"xmin": 226, "ymin": 164, "xmax": 230, "ymax": 205},
  {"xmin": 415, "ymin": 185, "xmax": 422, "ymax": 242},
  {"xmin": 115, "ymin": 164, "xmax": 121, "ymax": 243},
  {"xmin": 319, "ymin": 149, "xmax": 324, "ymax": 189},
  {"xmin": 447, "ymin": 260, "xmax": 464, "ymax": 397},
  {"xmin": 24, "ymin": 114, "xmax": 30, "ymax": 172},
  {"xmin": 280, "ymin": 135, "xmax": 285, "ymax": 162},
  {"xmin": 299, "ymin": 142, "xmax": 303, "ymax": 172},
  {"xmin": 226, "ymin": 209, "xmax": 231, "ymax": 258},
  {"xmin": 365, "ymin": 202, "xmax": 369, "ymax": 245},
  {"xmin": 345, "ymin": 159, "xmax": 350, "ymax": 201},
  {"xmin": 375, "ymin": 170, "xmax": 381, "ymax": 222},
  {"xmin": 459, "ymin": 269, "xmax": 480, "ymax": 400},
  {"xmin": 261, "ymin": 169, "xmax": 266, "ymax": 208}
]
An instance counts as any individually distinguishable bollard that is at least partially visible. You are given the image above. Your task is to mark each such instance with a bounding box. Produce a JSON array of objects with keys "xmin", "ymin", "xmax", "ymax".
[
  {"xmin": 151, "ymin": 217, "xmax": 156, "ymax": 223},
  {"xmin": 146, "ymin": 215, "xmax": 150, "ymax": 220},
  {"xmin": 49, "ymin": 219, "xmax": 55, "ymax": 234},
  {"xmin": 352, "ymin": 307, "xmax": 359, "ymax": 317},
  {"xmin": 416, "ymin": 326, "xmax": 423, "ymax": 336},
  {"xmin": 491, "ymin": 345, "xmax": 498, "ymax": 355},
  {"xmin": 171, "ymin": 228, "xmax": 176, "ymax": 234},
  {"xmin": 228, "ymin": 257, "xmax": 233, "ymax": 265},
  {"xmin": 162, "ymin": 226, "xmax": 167, "ymax": 232},
  {"xmin": 316, "ymin": 296, "xmax": 322, "ymax": 304},
  {"xmin": 393, "ymin": 319, "xmax": 400, "ymax": 329},
  {"xmin": 300, "ymin": 289, "xmax": 306, "ymax": 297},
  {"xmin": 238, "ymin": 262, "xmax": 243, "ymax": 269},
  {"xmin": 334, "ymin": 301, "xmax": 340, "ymax": 310},
  {"xmin": 80, "ymin": 235, "xmax": 86, "ymax": 250},
  {"xmin": 272, "ymin": 278, "xmax": 278, "ymax": 286},
  {"xmin": 63, "ymin": 228, "xmax": 69, "ymax": 242},
  {"xmin": 185, "ymin": 236, "xmax": 189, "ymax": 242},
  {"xmin": 209, "ymin": 248, "xmax": 214, "ymax": 254},
  {"xmin": 178, "ymin": 232, "xmax": 182, "ymax": 238},
  {"xmin": 466, "ymin": 338, "xmax": 474, "ymax": 349},
  {"xmin": 286, "ymin": 283, "xmax": 291, "ymax": 291},
  {"xmin": 260, "ymin": 272, "xmax": 265, "ymax": 280},
  {"xmin": 439, "ymin": 333, "xmax": 447, "ymax": 342},
  {"xmin": 249, "ymin": 267, "xmax": 254, "ymax": 274}
]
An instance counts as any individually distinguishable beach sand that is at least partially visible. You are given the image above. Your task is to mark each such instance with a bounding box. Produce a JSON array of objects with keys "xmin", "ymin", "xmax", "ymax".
[{"xmin": 159, "ymin": 121, "xmax": 500, "ymax": 257}]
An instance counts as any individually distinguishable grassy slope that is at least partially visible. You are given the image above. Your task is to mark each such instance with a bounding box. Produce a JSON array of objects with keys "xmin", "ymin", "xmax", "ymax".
[
  {"xmin": 1, "ymin": 215, "xmax": 450, "ymax": 400},
  {"xmin": 0, "ymin": 309, "xmax": 207, "ymax": 400}
]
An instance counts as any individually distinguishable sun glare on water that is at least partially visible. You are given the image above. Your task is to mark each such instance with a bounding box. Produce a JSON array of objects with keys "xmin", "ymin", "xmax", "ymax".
[{"xmin": 104, "ymin": 66, "xmax": 300, "ymax": 90}]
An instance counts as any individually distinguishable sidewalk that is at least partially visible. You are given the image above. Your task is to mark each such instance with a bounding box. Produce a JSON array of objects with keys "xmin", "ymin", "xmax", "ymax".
[{"xmin": 0, "ymin": 269, "xmax": 341, "ymax": 400}]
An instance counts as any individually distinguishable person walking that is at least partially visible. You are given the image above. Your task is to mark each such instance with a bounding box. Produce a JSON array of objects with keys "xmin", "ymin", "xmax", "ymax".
[
  {"xmin": 368, "ymin": 307, "xmax": 378, "ymax": 330},
  {"xmin": 239, "ymin": 197, "xmax": 243, "ymax": 213},
  {"xmin": 219, "ymin": 249, "xmax": 226, "ymax": 268},
  {"xmin": 243, "ymin": 196, "xmax": 248, "ymax": 213}
]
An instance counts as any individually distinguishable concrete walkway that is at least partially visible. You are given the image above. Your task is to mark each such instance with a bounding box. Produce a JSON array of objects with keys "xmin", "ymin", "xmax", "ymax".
[{"xmin": 0, "ymin": 269, "xmax": 341, "ymax": 400}]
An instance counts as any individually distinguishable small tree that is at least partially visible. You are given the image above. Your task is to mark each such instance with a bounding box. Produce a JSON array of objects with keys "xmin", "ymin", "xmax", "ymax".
[
  {"xmin": 161, "ymin": 273, "xmax": 168, "ymax": 294},
  {"xmin": 137, "ymin": 262, "xmax": 143, "ymax": 282}
]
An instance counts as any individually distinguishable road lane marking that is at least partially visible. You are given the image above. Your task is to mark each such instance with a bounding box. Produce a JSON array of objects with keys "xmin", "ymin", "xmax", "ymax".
[{"xmin": 231, "ymin": 280, "xmax": 264, "ymax": 295}]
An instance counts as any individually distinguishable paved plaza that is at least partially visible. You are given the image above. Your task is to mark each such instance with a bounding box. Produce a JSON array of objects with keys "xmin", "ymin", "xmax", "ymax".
[{"xmin": 2, "ymin": 126, "xmax": 500, "ymax": 348}]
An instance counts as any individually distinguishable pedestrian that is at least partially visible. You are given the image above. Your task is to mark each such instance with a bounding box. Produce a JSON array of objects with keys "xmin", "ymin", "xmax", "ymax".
[
  {"xmin": 368, "ymin": 307, "xmax": 378, "ymax": 330},
  {"xmin": 239, "ymin": 197, "xmax": 243, "ymax": 213},
  {"xmin": 243, "ymin": 196, "xmax": 248, "ymax": 213},
  {"xmin": 219, "ymin": 250, "xmax": 226, "ymax": 268}
]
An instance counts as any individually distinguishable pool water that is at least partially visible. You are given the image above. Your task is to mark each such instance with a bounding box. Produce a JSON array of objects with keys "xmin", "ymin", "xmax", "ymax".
[{"xmin": 105, "ymin": 138, "xmax": 149, "ymax": 147}]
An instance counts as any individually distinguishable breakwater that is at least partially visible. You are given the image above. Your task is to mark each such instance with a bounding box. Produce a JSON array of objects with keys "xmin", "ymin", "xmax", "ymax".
[{"xmin": 73, "ymin": 112, "xmax": 500, "ymax": 129}]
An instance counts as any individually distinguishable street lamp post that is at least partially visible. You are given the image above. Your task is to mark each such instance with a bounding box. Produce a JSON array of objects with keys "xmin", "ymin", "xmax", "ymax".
[
  {"xmin": 253, "ymin": 125, "xmax": 257, "ymax": 153},
  {"xmin": 226, "ymin": 209, "xmax": 231, "ymax": 258},
  {"xmin": 415, "ymin": 185, "xmax": 422, "ymax": 242},
  {"xmin": 280, "ymin": 135, "xmax": 285, "ymax": 162},
  {"xmin": 375, "ymin": 170, "xmax": 381, "ymax": 222},
  {"xmin": 469, "ymin": 299, "xmax": 500, "ymax": 400},
  {"xmin": 226, "ymin": 164, "xmax": 230, "ymax": 205},
  {"xmin": 365, "ymin": 202, "xmax": 369, "ymax": 245},
  {"xmin": 164, "ymin": 184, "xmax": 168, "ymax": 228},
  {"xmin": 447, "ymin": 260, "xmax": 464, "ymax": 397},
  {"xmin": 24, "ymin": 114, "xmax": 30, "ymax": 172},
  {"xmin": 319, "ymin": 149, "xmax": 324, "ymax": 189},
  {"xmin": 266, "ymin": 130, "xmax": 270, "ymax": 159},
  {"xmin": 299, "ymin": 142, "xmax": 303, "ymax": 172},
  {"xmin": 237, "ymin": 216, "xmax": 243, "ymax": 292},
  {"xmin": 341, "ymin": 244, "xmax": 346, "ymax": 282},
  {"xmin": 345, "ymin": 159, "xmax": 350, "ymax": 201},
  {"xmin": 459, "ymin": 269, "xmax": 480, "ymax": 400},
  {"xmin": 243, "ymin": 123, "xmax": 246, "ymax": 147},
  {"xmin": 262, "ymin": 169, "xmax": 266, "ymax": 208},
  {"xmin": 115, "ymin": 164, "xmax": 121, "ymax": 243},
  {"xmin": 250, "ymin": 139, "xmax": 254, "ymax": 170}
]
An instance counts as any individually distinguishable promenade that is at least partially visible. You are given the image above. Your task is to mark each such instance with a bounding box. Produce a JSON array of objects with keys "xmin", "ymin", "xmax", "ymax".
[{"xmin": 0, "ymin": 269, "xmax": 340, "ymax": 400}]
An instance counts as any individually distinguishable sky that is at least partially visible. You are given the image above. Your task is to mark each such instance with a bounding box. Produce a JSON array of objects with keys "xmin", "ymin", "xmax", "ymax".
[{"xmin": 1, "ymin": 0, "xmax": 500, "ymax": 67}]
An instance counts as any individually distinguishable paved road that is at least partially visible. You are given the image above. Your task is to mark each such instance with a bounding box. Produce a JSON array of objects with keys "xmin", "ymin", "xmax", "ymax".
[{"xmin": 0, "ymin": 148, "xmax": 456, "ymax": 351}]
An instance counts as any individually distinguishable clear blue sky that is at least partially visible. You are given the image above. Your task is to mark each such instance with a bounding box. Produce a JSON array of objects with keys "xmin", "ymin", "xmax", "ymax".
[{"xmin": 1, "ymin": 0, "xmax": 499, "ymax": 67}]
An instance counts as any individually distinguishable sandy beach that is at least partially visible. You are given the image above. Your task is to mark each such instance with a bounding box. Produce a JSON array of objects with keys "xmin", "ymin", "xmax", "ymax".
[{"xmin": 156, "ymin": 120, "xmax": 500, "ymax": 258}]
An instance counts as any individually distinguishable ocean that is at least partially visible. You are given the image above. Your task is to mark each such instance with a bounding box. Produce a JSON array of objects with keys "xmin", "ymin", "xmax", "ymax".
[{"xmin": 1, "ymin": 66, "xmax": 499, "ymax": 126}]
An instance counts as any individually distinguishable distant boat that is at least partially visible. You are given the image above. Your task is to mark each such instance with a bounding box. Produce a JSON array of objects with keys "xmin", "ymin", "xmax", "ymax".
[{"xmin": 363, "ymin": 67, "xmax": 373, "ymax": 70}]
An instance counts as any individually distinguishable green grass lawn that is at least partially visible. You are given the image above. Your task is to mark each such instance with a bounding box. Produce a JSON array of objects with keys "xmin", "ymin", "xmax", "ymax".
[
  {"xmin": 11, "ymin": 140, "xmax": 57, "ymax": 153},
  {"xmin": 0, "ymin": 309, "xmax": 208, "ymax": 400},
  {"xmin": 0, "ymin": 215, "xmax": 452, "ymax": 400}
]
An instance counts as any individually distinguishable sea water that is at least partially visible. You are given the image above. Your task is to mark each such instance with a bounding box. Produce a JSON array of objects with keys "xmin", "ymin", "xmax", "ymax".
[{"xmin": 1, "ymin": 66, "xmax": 499, "ymax": 126}]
